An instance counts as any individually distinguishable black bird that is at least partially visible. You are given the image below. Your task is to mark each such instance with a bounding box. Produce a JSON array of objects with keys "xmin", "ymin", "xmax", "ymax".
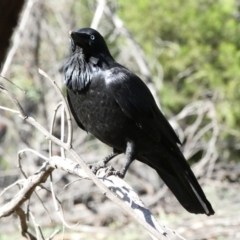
[{"xmin": 64, "ymin": 28, "xmax": 214, "ymax": 216}]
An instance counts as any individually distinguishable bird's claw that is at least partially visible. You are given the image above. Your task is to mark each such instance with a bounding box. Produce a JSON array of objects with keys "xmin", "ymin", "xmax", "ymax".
[
  {"xmin": 88, "ymin": 161, "xmax": 106, "ymax": 174},
  {"xmin": 105, "ymin": 166, "xmax": 124, "ymax": 178}
]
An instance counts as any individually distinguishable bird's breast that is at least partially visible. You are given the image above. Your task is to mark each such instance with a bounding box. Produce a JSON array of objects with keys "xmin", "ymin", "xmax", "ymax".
[{"xmin": 67, "ymin": 82, "xmax": 132, "ymax": 149}]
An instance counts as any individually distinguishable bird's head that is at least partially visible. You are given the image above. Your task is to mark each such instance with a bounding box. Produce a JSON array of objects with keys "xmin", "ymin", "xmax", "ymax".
[{"xmin": 69, "ymin": 28, "xmax": 112, "ymax": 59}]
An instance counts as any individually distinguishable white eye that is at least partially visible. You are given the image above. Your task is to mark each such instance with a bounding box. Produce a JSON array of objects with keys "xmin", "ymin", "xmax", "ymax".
[{"xmin": 90, "ymin": 35, "xmax": 95, "ymax": 40}]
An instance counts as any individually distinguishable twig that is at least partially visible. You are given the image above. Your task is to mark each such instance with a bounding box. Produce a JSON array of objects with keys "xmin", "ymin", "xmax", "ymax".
[
  {"xmin": 29, "ymin": 211, "xmax": 45, "ymax": 240},
  {"xmin": 104, "ymin": 6, "xmax": 152, "ymax": 83},
  {"xmin": 49, "ymin": 102, "xmax": 64, "ymax": 158},
  {"xmin": 49, "ymin": 170, "xmax": 81, "ymax": 229},
  {"xmin": 0, "ymin": 85, "xmax": 27, "ymax": 118},
  {"xmin": 18, "ymin": 148, "xmax": 49, "ymax": 179},
  {"xmin": 91, "ymin": 0, "xmax": 106, "ymax": 29},
  {"xmin": 46, "ymin": 229, "xmax": 60, "ymax": 240},
  {"xmin": 15, "ymin": 207, "xmax": 37, "ymax": 240},
  {"xmin": 60, "ymin": 103, "xmax": 66, "ymax": 158},
  {"xmin": 0, "ymin": 179, "xmax": 25, "ymax": 197},
  {"xmin": 0, "ymin": 162, "xmax": 54, "ymax": 217},
  {"xmin": 0, "ymin": 106, "xmax": 20, "ymax": 114},
  {"xmin": 38, "ymin": 69, "xmax": 72, "ymax": 149},
  {"xmin": 17, "ymin": 148, "xmax": 54, "ymax": 224}
]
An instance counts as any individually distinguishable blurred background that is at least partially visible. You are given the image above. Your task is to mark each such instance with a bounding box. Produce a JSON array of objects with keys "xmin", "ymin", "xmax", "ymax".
[{"xmin": 0, "ymin": 0, "xmax": 240, "ymax": 239}]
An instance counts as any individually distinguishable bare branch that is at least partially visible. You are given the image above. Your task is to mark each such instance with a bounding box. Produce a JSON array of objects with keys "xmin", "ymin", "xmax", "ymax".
[
  {"xmin": 0, "ymin": 162, "xmax": 54, "ymax": 218},
  {"xmin": 38, "ymin": 68, "xmax": 73, "ymax": 149},
  {"xmin": 0, "ymin": 85, "xmax": 27, "ymax": 118},
  {"xmin": 91, "ymin": 0, "xmax": 106, "ymax": 29},
  {"xmin": 46, "ymin": 229, "xmax": 60, "ymax": 240},
  {"xmin": 49, "ymin": 102, "xmax": 64, "ymax": 158},
  {"xmin": 15, "ymin": 208, "xmax": 37, "ymax": 240}
]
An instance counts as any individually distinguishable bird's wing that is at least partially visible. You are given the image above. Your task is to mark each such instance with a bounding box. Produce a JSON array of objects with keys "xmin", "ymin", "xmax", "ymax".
[
  {"xmin": 106, "ymin": 67, "xmax": 180, "ymax": 146},
  {"xmin": 67, "ymin": 90, "xmax": 86, "ymax": 131}
]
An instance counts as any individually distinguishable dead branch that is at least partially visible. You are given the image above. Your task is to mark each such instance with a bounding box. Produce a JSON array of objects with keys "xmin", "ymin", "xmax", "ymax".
[
  {"xmin": 0, "ymin": 162, "xmax": 54, "ymax": 218},
  {"xmin": 15, "ymin": 207, "xmax": 37, "ymax": 240}
]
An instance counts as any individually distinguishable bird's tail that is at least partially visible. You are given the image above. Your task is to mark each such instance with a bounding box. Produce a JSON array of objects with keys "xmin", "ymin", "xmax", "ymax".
[{"xmin": 140, "ymin": 151, "xmax": 214, "ymax": 215}]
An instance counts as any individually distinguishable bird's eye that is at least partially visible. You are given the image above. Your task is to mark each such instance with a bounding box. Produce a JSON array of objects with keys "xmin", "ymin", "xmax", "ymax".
[{"xmin": 90, "ymin": 35, "xmax": 95, "ymax": 40}]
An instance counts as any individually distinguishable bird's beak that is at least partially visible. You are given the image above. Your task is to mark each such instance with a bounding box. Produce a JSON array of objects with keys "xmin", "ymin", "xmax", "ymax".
[{"xmin": 69, "ymin": 30, "xmax": 88, "ymax": 48}]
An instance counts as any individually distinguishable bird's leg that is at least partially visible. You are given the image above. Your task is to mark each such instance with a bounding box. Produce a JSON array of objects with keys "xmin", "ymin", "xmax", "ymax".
[
  {"xmin": 89, "ymin": 149, "xmax": 120, "ymax": 174},
  {"xmin": 105, "ymin": 141, "xmax": 136, "ymax": 179},
  {"xmin": 102, "ymin": 150, "xmax": 120, "ymax": 165}
]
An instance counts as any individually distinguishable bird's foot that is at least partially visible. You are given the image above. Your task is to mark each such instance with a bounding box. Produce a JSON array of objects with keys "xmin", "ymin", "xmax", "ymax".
[
  {"xmin": 104, "ymin": 166, "xmax": 124, "ymax": 178},
  {"xmin": 88, "ymin": 160, "xmax": 106, "ymax": 174}
]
